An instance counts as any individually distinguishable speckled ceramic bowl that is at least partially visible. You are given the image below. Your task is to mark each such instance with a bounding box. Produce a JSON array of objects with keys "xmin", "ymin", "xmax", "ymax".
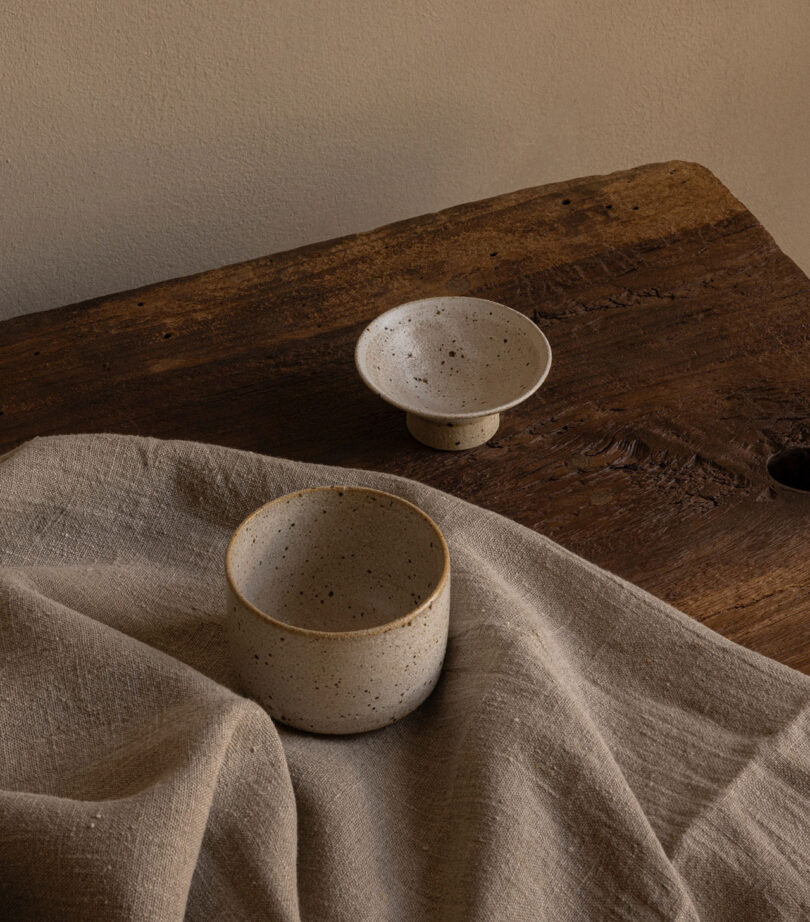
[
  {"xmin": 355, "ymin": 296, "xmax": 552, "ymax": 450},
  {"xmin": 225, "ymin": 486, "xmax": 450, "ymax": 734}
]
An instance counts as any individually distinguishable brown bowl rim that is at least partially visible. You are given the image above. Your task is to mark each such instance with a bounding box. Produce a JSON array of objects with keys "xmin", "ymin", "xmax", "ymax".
[{"xmin": 225, "ymin": 485, "xmax": 450, "ymax": 639}]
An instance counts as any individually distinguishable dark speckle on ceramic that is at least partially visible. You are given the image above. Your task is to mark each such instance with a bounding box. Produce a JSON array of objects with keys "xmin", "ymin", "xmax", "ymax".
[
  {"xmin": 226, "ymin": 486, "xmax": 451, "ymax": 734},
  {"xmin": 354, "ymin": 296, "xmax": 552, "ymax": 449}
]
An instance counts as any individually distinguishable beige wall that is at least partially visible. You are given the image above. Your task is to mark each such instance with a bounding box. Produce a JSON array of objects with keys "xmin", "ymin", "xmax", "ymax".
[{"xmin": 3, "ymin": 1, "xmax": 809, "ymax": 320}]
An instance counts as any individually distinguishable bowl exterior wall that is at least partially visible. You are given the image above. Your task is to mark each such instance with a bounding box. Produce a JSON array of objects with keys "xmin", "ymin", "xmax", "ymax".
[{"xmin": 227, "ymin": 579, "xmax": 450, "ymax": 734}]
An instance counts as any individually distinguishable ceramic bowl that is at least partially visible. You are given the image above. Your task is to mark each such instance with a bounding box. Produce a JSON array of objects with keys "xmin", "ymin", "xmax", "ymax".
[
  {"xmin": 225, "ymin": 486, "xmax": 450, "ymax": 734},
  {"xmin": 355, "ymin": 296, "xmax": 552, "ymax": 450}
]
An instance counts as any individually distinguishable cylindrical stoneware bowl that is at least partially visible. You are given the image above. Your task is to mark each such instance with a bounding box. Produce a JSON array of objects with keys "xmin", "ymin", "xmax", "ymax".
[{"xmin": 225, "ymin": 486, "xmax": 450, "ymax": 734}]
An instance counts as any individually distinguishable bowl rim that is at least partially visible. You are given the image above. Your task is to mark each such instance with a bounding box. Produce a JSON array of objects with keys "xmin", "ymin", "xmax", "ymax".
[
  {"xmin": 354, "ymin": 296, "xmax": 552, "ymax": 421},
  {"xmin": 225, "ymin": 485, "xmax": 450, "ymax": 639}
]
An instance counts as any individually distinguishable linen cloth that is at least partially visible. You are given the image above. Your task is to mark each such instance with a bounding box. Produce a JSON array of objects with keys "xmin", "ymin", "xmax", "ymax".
[{"xmin": 1, "ymin": 434, "xmax": 808, "ymax": 921}]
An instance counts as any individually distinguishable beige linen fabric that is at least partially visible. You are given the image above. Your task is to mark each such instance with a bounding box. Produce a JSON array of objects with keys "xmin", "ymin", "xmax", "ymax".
[{"xmin": 0, "ymin": 434, "xmax": 808, "ymax": 921}]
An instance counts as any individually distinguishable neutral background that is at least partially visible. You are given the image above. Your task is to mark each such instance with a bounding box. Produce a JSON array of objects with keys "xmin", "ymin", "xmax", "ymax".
[{"xmin": 2, "ymin": 0, "xmax": 809, "ymax": 321}]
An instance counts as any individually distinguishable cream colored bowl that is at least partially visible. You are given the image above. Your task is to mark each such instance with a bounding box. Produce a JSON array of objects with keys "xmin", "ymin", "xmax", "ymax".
[
  {"xmin": 355, "ymin": 296, "xmax": 552, "ymax": 449},
  {"xmin": 226, "ymin": 486, "xmax": 450, "ymax": 734}
]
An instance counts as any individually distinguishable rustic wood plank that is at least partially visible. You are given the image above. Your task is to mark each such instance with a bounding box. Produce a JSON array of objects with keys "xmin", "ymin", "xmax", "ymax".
[{"xmin": 3, "ymin": 160, "xmax": 809, "ymax": 671}]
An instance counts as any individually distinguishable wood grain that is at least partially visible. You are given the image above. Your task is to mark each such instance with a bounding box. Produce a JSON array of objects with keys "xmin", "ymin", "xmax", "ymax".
[{"xmin": 3, "ymin": 160, "xmax": 809, "ymax": 671}]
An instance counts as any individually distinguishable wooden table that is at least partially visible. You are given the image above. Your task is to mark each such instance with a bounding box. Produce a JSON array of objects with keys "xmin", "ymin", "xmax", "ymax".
[{"xmin": 3, "ymin": 161, "xmax": 809, "ymax": 671}]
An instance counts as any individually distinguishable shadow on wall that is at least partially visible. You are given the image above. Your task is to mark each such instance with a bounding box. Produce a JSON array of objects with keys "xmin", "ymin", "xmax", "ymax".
[
  {"xmin": 1, "ymin": 97, "xmax": 509, "ymax": 321},
  {"xmin": 4, "ymin": 0, "xmax": 810, "ymax": 322}
]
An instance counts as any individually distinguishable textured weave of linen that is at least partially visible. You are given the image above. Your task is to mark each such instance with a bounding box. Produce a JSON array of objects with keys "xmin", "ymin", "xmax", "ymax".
[{"xmin": 0, "ymin": 434, "xmax": 808, "ymax": 921}]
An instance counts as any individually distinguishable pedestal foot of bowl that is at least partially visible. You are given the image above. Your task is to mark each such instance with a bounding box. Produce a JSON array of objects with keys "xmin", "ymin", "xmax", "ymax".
[{"xmin": 406, "ymin": 412, "xmax": 500, "ymax": 450}]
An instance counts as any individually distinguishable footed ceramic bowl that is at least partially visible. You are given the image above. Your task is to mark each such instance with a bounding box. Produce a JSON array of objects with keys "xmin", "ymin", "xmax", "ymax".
[
  {"xmin": 225, "ymin": 486, "xmax": 450, "ymax": 734},
  {"xmin": 355, "ymin": 296, "xmax": 552, "ymax": 450}
]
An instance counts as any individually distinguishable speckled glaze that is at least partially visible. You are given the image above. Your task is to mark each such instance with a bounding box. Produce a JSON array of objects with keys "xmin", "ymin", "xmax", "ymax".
[
  {"xmin": 225, "ymin": 486, "xmax": 451, "ymax": 734},
  {"xmin": 355, "ymin": 296, "xmax": 552, "ymax": 450}
]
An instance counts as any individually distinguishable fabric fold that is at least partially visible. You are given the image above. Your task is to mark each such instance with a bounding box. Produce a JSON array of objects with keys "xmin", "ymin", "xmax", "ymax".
[{"xmin": 0, "ymin": 434, "xmax": 808, "ymax": 921}]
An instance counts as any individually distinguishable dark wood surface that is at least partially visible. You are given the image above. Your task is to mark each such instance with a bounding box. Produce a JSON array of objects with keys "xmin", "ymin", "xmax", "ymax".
[{"xmin": 3, "ymin": 161, "xmax": 809, "ymax": 671}]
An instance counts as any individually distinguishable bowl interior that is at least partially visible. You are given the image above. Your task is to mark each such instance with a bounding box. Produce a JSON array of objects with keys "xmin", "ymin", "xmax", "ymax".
[
  {"xmin": 356, "ymin": 297, "xmax": 551, "ymax": 419},
  {"xmin": 228, "ymin": 488, "xmax": 446, "ymax": 633}
]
